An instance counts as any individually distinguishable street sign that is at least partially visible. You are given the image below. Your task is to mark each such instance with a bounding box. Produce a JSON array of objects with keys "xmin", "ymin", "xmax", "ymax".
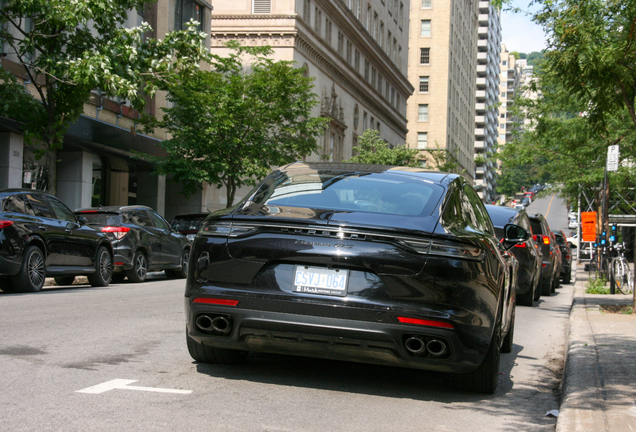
[
  {"xmin": 607, "ymin": 145, "xmax": 620, "ymax": 171},
  {"xmin": 581, "ymin": 211, "xmax": 597, "ymax": 242}
]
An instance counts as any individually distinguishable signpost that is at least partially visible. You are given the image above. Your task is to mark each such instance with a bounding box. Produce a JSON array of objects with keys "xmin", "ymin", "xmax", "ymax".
[
  {"xmin": 607, "ymin": 145, "xmax": 620, "ymax": 171},
  {"xmin": 581, "ymin": 211, "xmax": 597, "ymax": 242}
]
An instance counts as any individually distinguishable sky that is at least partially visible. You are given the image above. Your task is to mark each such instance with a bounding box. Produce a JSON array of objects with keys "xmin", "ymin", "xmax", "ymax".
[{"xmin": 500, "ymin": 0, "xmax": 548, "ymax": 54}]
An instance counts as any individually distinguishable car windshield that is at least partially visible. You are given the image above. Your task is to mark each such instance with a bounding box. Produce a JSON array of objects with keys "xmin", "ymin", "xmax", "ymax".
[
  {"xmin": 487, "ymin": 210, "xmax": 516, "ymax": 228},
  {"xmin": 251, "ymin": 170, "xmax": 445, "ymax": 216},
  {"xmin": 79, "ymin": 212, "xmax": 121, "ymax": 226},
  {"xmin": 171, "ymin": 216, "xmax": 206, "ymax": 231}
]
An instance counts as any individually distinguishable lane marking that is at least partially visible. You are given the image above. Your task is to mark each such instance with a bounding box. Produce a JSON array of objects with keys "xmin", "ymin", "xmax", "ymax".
[
  {"xmin": 544, "ymin": 192, "xmax": 556, "ymax": 218},
  {"xmin": 76, "ymin": 379, "xmax": 192, "ymax": 395}
]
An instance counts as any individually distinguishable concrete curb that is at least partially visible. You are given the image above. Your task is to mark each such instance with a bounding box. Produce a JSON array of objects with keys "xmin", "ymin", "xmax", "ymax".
[{"xmin": 556, "ymin": 265, "xmax": 610, "ymax": 431}]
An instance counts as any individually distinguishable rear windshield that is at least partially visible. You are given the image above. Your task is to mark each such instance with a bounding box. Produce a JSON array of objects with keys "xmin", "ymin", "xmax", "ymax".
[
  {"xmin": 251, "ymin": 170, "xmax": 444, "ymax": 216},
  {"xmin": 171, "ymin": 216, "xmax": 206, "ymax": 231},
  {"xmin": 79, "ymin": 212, "xmax": 121, "ymax": 226},
  {"xmin": 488, "ymin": 210, "xmax": 516, "ymax": 228},
  {"xmin": 529, "ymin": 220, "xmax": 542, "ymax": 235}
]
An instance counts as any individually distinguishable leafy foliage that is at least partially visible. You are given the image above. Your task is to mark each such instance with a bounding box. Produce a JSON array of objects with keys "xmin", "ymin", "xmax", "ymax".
[
  {"xmin": 346, "ymin": 130, "xmax": 420, "ymax": 167},
  {"xmin": 141, "ymin": 42, "xmax": 328, "ymax": 207},
  {"xmin": 0, "ymin": 0, "xmax": 208, "ymax": 151}
]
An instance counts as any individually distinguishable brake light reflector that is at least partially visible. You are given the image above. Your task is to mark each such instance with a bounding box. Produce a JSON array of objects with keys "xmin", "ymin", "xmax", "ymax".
[
  {"xmin": 193, "ymin": 298, "xmax": 239, "ymax": 306},
  {"xmin": 397, "ymin": 316, "xmax": 454, "ymax": 329},
  {"xmin": 101, "ymin": 226, "xmax": 131, "ymax": 240},
  {"xmin": 0, "ymin": 220, "xmax": 14, "ymax": 229}
]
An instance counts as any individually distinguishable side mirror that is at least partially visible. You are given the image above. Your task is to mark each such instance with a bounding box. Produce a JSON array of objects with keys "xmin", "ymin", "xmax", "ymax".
[
  {"xmin": 503, "ymin": 224, "xmax": 529, "ymax": 250},
  {"xmin": 569, "ymin": 242, "xmax": 577, "ymax": 249},
  {"xmin": 77, "ymin": 215, "xmax": 88, "ymax": 225}
]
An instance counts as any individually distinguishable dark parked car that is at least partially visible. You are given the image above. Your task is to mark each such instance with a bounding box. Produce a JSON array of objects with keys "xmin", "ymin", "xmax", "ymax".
[
  {"xmin": 185, "ymin": 163, "xmax": 529, "ymax": 393},
  {"xmin": 553, "ymin": 230, "xmax": 575, "ymax": 284},
  {"xmin": 485, "ymin": 205, "xmax": 542, "ymax": 306},
  {"xmin": 529, "ymin": 214, "xmax": 561, "ymax": 296},
  {"xmin": 0, "ymin": 189, "xmax": 113, "ymax": 292},
  {"xmin": 74, "ymin": 205, "xmax": 190, "ymax": 282},
  {"xmin": 170, "ymin": 213, "xmax": 209, "ymax": 242}
]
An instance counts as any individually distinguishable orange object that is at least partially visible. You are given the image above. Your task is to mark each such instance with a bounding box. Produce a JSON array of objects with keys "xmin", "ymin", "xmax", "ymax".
[{"xmin": 581, "ymin": 212, "xmax": 597, "ymax": 242}]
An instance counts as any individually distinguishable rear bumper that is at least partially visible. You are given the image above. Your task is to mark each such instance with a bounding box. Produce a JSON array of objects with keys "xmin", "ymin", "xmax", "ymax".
[
  {"xmin": 0, "ymin": 253, "xmax": 20, "ymax": 276},
  {"xmin": 185, "ymin": 293, "xmax": 491, "ymax": 374}
]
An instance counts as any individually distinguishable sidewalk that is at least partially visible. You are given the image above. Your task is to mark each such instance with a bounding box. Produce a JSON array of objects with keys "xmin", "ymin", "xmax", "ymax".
[{"xmin": 557, "ymin": 263, "xmax": 636, "ymax": 431}]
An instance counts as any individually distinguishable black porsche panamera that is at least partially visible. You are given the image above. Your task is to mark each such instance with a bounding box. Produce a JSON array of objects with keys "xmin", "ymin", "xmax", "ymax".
[{"xmin": 184, "ymin": 163, "xmax": 528, "ymax": 393}]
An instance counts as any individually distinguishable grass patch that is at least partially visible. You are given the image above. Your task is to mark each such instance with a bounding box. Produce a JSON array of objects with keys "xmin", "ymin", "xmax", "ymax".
[{"xmin": 586, "ymin": 275, "xmax": 611, "ymax": 294}]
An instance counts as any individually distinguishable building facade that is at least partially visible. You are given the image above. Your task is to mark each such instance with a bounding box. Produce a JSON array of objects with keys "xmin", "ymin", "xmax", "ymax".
[
  {"xmin": 497, "ymin": 43, "xmax": 521, "ymax": 169},
  {"xmin": 209, "ymin": 0, "xmax": 413, "ymax": 158},
  {"xmin": 0, "ymin": 0, "xmax": 214, "ymax": 220},
  {"xmin": 406, "ymin": 0, "xmax": 479, "ymax": 182},
  {"xmin": 473, "ymin": 0, "xmax": 501, "ymax": 202}
]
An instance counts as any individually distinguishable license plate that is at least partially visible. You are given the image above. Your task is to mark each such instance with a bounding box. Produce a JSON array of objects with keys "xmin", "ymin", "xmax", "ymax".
[{"xmin": 293, "ymin": 266, "xmax": 349, "ymax": 297}]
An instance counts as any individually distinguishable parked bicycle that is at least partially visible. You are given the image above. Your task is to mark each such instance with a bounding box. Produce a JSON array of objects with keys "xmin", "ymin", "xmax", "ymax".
[{"xmin": 612, "ymin": 243, "xmax": 634, "ymax": 294}]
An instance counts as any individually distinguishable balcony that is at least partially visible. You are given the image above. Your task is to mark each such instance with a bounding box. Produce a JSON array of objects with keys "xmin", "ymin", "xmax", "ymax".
[
  {"xmin": 475, "ymin": 115, "xmax": 485, "ymax": 125},
  {"xmin": 475, "ymin": 128, "xmax": 485, "ymax": 137},
  {"xmin": 476, "ymin": 77, "xmax": 486, "ymax": 86},
  {"xmin": 474, "ymin": 140, "xmax": 485, "ymax": 150},
  {"xmin": 478, "ymin": 14, "xmax": 489, "ymax": 25}
]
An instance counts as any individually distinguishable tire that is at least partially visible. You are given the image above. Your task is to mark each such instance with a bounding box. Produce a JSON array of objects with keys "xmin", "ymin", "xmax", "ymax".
[
  {"xmin": 464, "ymin": 315, "xmax": 502, "ymax": 394},
  {"xmin": 550, "ymin": 274, "xmax": 556, "ymax": 293},
  {"xmin": 541, "ymin": 277, "xmax": 552, "ymax": 296},
  {"xmin": 11, "ymin": 245, "xmax": 46, "ymax": 292},
  {"xmin": 533, "ymin": 275, "xmax": 541, "ymax": 301},
  {"xmin": 126, "ymin": 250, "xmax": 147, "ymax": 283},
  {"xmin": 516, "ymin": 286, "xmax": 534, "ymax": 307},
  {"xmin": 501, "ymin": 307, "xmax": 515, "ymax": 354},
  {"xmin": 165, "ymin": 248, "xmax": 189, "ymax": 279},
  {"xmin": 87, "ymin": 246, "xmax": 113, "ymax": 287},
  {"xmin": 54, "ymin": 276, "xmax": 76, "ymax": 286},
  {"xmin": 186, "ymin": 334, "xmax": 248, "ymax": 365},
  {"xmin": 563, "ymin": 269, "xmax": 571, "ymax": 284}
]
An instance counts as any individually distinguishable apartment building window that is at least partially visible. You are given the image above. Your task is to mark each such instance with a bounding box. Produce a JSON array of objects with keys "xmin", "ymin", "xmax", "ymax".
[
  {"xmin": 398, "ymin": 46, "xmax": 402, "ymax": 69},
  {"xmin": 501, "ymin": 113, "xmax": 506, "ymax": 119},
  {"xmin": 502, "ymin": 60, "xmax": 507, "ymax": 66},
  {"xmin": 354, "ymin": 50, "xmax": 360, "ymax": 72},
  {"xmin": 371, "ymin": 67, "xmax": 376, "ymax": 88},
  {"xmin": 252, "ymin": 0, "xmax": 272, "ymax": 14},
  {"xmin": 399, "ymin": 3, "xmax": 404, "ymax": 29},
  {"xmin": 388, "ymin": 31, "xmax": 392, "ymax": 58},
  {"xmin": 355, "ymin": 0, "xmax": 360, "ymax": 19},
  {"xmin": 501, "ymin": 91, "xmax": 506, "ymax": 97},
  {"xmin": 417, "ymin": 132, "xmax": 428, "ymax": 149},
  {"xmin": 419, "ymin": 76, "xmax": 429, "ymax": 92},
  {"xmin": 418, "ymin": 104, "xmax": 429, "ymax": 121},
  {"xmin": 315, "ymin": 8, "xmax": 321, "ymax": 36},
  {"xmin": 338, "ymin": 32, "xmax": 344, "ymax": 55},
  {"xmin": 420, "ymin": 47, "xmax": 430, "ymax": 64},
  {"xmin": 378, "ymin": 74, "xmax": 382, "ymax": 93},
  {"xmin": 367, "ymin": 4, "xmax": 371, "ymax": 29},
  {"xmin": 303, "ymin": 0, "xmax": 311, "ymax": 22},
  {"xmin": 363, "ymin": 112, "xmax": 368, "ymax": 130},
  {"xmin": 175, "ymin": 0, "xmax": 204, "ymax": 31},
  {"xmin": 422, "ymin": 0, "xmax": 431, "ymax": 7},
  {"xmin": 364, "ymin": 60, "xmax": 369, "ymax": 81},
  {"xmin": 373, "ymin": 12, "xmax": 378, "ymax": 40},
  {"xmin": 386, "ymin": 82, "xmax": 390, "ymax": 99},
  {"xmin": 325, "ymin": 19, "xmax": 332, "ymax": 45},
  {"xmin": 420, "ymin": 20, "xmax": 431, "ymax": 37},
  {"xmin": 380, "ymin": 22, "xmax": 384, "ymax": 48},
  {"xmin": 346, "ymin": 41, "xmax": 352, "ymax": 64}
]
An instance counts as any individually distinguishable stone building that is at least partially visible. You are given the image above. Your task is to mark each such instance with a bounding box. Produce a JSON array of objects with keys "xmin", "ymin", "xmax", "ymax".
[{"xmin": 406, "ymin": 0, "xmax": 479, "ymax": 182}]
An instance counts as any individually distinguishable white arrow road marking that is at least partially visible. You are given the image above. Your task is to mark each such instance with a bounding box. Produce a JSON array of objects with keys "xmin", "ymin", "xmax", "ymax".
[{"xmin": 76, "ymin": 379, "xmax": 192, "ymax": 395}]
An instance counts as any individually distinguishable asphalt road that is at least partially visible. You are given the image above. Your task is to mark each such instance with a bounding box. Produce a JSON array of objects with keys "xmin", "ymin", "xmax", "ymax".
[{"xmin": 1, "ymin": 197, "xmax": 573, "ymax": 432}]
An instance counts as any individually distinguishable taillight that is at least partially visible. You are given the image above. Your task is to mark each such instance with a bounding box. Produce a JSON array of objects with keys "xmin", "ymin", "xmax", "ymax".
[
  {"xmin": 0, "ymin": 220, "xmax": 14, "ymax": 229},
  {"xmin": 514, "ymin": 242, "xmax": 527, "ymax": 248},
  {"xmin": 199, "ymin": 222, "xmax": 258, "ymax": 238},
  {"xmin": 101, "ymin": 226, "xmax": 130, "ymax": 240},
  {"xmin": 543, "ymin": 236, "xmax": 550, "ymax": 245},
  {"xmin": 566, "ymin": 254, "xmax": 571, "ymax": 261},
  {"xmin": 397, "ymin": 316, "xmax": 454, "ymax": 329},
  {"xmin": 192, "ymin": 298, "xmax": 239, "ymax": 306},
  {"xmin": 429, "ymin": 239, "xmax": 485, "ymax": 261}
]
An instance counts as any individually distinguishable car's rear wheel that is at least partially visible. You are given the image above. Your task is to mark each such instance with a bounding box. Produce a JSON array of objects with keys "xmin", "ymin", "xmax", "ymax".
[
  {"xmin": 166, "ymin": 248, "xmax": 189, "ymax": 279},
  {"xmin": 88, "ymin": 247, "xmax": 113, "ymax": 287},
  {"xmin": 533, "ymin": 275, "xmax": 541, "ymax": 301},
  {"xmin": 541, "ymin": 277, "xmax": 552, "ymax": 296},
  {"xmin": 563, "ymin": 269, "xmax": 571, "ymax": 284},
  {"xmin": 186, "ymin": 334, "xmax": 248, "ymax": 365},
  {"xmin": 516, "ymin": 286, "xmax": 534, "ymax": 307},
  {"xmin": 464, "ymin": 315, "xmax": 502, "ymax": 394},
  {"xmin": 126, "ymin": 251, "xmax": 147, "ymax": 283},
  {"xmin": 54, "ymin": 276, "xmax": 75, "ymax": 286},
  {"xmin": 12, "ymin": 245, "xmax": 46, "ymax": 292}
]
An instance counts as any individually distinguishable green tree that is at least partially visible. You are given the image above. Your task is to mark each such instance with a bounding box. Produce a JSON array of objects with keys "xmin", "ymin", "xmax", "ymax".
[
  {"xmin": 533, "ymin": 0, "xmax": 636, "ymax": 129},
  {"xmin": 421, "ymin": 142, "xmax": 466, "ymax": 174},
  {"xmin": 141, "ymin": 42, "xmax": 328, "ymax": 207},
  {"xmin": 0, "ymin": 0, "xmax": 207, "ymax": 152},
  {"xmin": 346, "ymin": 129, "xmax": 420, "ymax": 167}
]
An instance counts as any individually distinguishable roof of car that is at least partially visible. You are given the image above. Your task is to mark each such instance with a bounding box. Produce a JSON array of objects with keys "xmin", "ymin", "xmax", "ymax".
[
  {"xmin": 484, "ymin": 204, "xmax": 522, "ymax": 227},
  {"xmin": 75, "ymin": 205, "xmax": 154, "ymax": 213},
  {"xmin": 0, "ymin": 188, "xmax": 52, "ymax": 195},
  {"xmin": 279, "ymin": 162, "xmax": 458, "ymax": 184},
  {"xmin": 172, "ymin": 212, "xmax": 210, "ymax": 219}
]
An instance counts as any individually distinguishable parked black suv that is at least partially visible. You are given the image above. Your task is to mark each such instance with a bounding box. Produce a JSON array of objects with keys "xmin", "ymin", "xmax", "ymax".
[
  {"xmin": 553, "ymin": 230, "xmax": 575, "ymax": 284},
  {"xmin": 528, "ymin": 214, "xmax": 561, "ymax": 296},
  {"xmin": 0, "ymin": 189, "xmax": 114, "ymax": 292},
  {"xmin": 486, "ymin": 205, "xmax": 542, "ymax": 306},
  {"xmin": 75, "ymin": 205, "xmax": 190, "ymax": 282}
]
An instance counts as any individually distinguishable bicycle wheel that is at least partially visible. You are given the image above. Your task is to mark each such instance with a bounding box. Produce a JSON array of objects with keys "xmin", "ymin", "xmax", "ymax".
[
  {"xmin": 624, "ymin": 259, "xmax": 634, "ymax": 294},
  {"xmin": 614, "ymin": 258, "xmax": 631, "ymax": 294}
]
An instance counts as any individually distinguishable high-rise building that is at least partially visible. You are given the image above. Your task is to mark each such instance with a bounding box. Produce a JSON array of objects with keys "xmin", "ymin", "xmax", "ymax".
[
  {"xmin": 497, "ymin": 43, "xmax": 521, "ymax": 163},
  {"xmin": 473, "ymin": 0, "xmax": 501, "ymax": 202},
  {"xmin": 406, "ymin": 0, "xmax": 478, "ymax": 181}
]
